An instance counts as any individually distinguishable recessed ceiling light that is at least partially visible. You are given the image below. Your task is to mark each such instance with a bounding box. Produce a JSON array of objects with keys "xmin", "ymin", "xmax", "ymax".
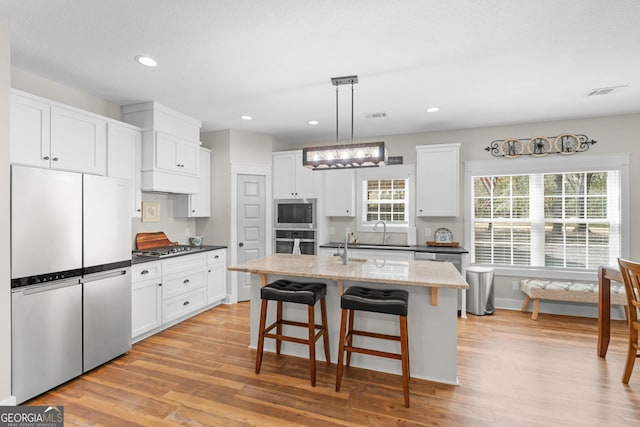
[
  {"xmin": 427, "ymin": 107, "xmax": 440, "ymax": 113},
  {"xmin": 135, "ymin": 55, "xmax": 157, "ymax": 67},
  {"xmin": 308, "ymin": 120, "xmax": 319, "ymax": 125},
  {"xmin": 241, "ymin": 115, "xmax": 252, "ymax": 120}
]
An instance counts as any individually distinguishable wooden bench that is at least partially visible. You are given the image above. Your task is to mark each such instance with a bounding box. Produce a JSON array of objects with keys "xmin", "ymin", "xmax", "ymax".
[{"xmin": 519, "ymin": 279, "xmax": 626, "ymax": 320}]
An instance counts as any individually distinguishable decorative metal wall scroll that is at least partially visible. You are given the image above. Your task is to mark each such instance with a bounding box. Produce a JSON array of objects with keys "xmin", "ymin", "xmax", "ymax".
[{"xmin": 484, "ymin": 134, "xmax": 597, "ymax": 158}]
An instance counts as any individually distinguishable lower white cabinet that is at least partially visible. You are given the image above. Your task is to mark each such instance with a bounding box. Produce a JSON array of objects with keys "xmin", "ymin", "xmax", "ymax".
[
  {"xmin": 350, "ymin": 249, "xmax": 415, "ymax": 262},
  {"xmin": 207, "ymin": 249, "xmax": 227, "ymax": 304},
  {"xmin": 131, "ymin": 262, "xmax": 162, "ymax": 339},
  {"xmin": 131, "ymin": 249, "xmax": 227, "ymax": 342}
]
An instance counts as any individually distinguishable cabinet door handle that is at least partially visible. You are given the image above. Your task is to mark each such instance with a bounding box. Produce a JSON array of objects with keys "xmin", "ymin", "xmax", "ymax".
[
  {"xmin": 183, "ymin": 300, "xmax": 190, "ymax": 306},
  {"xmin": 238, "ymin": 242, "xmax": 244, "ymax": 247},
  {"xmin": 183, "ymin": 279, "xmax": 190, "ymax": 284},
  {"xmin": 43, "ymin": 156, "xmax": 50, "ymax": 160},
  {"xmin": 191, "ymin": 210, "xmax": 195, "ymax": 213},
  {"xmin": 158, "ymin": 283, "xmax": 162, "ymax": 287},
  {"xmin": 141, "ymin": 269, "xmax": 149, "ymax": 275},
  {"xmin": 214, "ymin": 255, "xmax": 219, "ymax": 259},
  {"xmin": 52, "ymin": 157, "xmax": 59, "ymax": 161}
]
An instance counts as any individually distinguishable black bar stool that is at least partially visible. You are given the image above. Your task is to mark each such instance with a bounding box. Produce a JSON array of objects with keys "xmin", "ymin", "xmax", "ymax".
[
  {"xmin": 335, "ymin": 286, "xmax": 410, "ymax": 407},
  {"xmin": 255, "ymin": 279, "xmax": 330, "ymax": 386}
]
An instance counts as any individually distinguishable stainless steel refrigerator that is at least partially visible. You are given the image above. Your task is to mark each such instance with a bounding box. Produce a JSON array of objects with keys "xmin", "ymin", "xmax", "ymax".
[{"xmin": 11, "ymin": 165, "xmax": 132, "ymax": 403}]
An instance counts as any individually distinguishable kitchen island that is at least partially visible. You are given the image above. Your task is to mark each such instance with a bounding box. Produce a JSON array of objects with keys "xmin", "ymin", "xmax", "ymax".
[{"xmin": 228, "ymin": 253, "xmax": 468, "ymax": 385}]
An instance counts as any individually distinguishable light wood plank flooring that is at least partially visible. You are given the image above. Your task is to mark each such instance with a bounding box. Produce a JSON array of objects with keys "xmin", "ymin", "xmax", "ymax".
[{"xmin": 27, "ymin": 303, "xmax": 640, "ymax": 426}]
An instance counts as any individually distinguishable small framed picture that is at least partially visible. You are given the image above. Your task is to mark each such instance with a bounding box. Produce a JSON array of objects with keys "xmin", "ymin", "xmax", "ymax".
[{"xmin": 142, "ymin": 202, "xmax": 160, "ymax": 222}]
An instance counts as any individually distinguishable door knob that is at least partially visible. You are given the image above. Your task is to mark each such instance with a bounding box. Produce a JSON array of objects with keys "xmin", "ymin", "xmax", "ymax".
[{"xmin": 239, "ymin": 242, "xmax": 244, "ymax": 247}]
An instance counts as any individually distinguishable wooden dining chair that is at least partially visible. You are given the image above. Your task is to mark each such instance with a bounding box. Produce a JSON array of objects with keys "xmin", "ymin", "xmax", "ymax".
[{"xmin": 617, "ymin": 258, "xmax": 640, "ymax": 384}]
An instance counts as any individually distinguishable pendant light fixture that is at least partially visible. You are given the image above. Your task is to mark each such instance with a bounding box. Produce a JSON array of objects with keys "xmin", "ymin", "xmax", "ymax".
[{"xmin": 302, "ymin": 75, "xmax": 387, "ymax": 170}]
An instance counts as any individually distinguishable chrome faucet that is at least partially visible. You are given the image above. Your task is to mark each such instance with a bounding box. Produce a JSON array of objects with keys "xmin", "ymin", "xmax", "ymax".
[
  {"xmin": 373, "ymin": 220, "xmax": 390, "ymax": 245},
  {"xmin": 336, "ymin": 232, "xmax": 349, "ymax": 265}
]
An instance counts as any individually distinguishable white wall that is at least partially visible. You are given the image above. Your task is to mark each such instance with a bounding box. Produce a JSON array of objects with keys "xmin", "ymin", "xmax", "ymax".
[
  {"xmin": 11, "ymin": 66, "xmax": 121, "ymax": 120},
  {"xmin": 130, "ymin": 193, "xmax": 197, "ymax": 247},
  {"xmin": 1, "ymin": 16, "xmax": 14, "ymax": 405}
]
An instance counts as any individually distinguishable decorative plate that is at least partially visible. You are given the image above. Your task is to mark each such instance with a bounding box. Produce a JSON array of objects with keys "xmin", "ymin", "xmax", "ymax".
[
  {"xmin": 434, "ymin": 227, "xmax": 453, "ymax": 243},
  {"xmin": 499, "ymin": 138, "xmax": 524, "ymax": 158},
  {"xmin": 528, "ymin": 136, "xmax": 552, "ymax": 157},
  {"xmin": 554, "ymin": 133, "xmax": 580, "ymax": 154}
]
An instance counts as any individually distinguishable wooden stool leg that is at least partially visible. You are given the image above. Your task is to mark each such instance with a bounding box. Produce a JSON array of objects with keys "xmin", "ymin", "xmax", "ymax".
[
  {"xmin": 400, "ymin": 315, "xmax": 410, "ymax": 408},
  {"xmin": 255, "ymin": 299, "xmax": 268, "ymax": 374},
  {"xmin": 308, "ymin": 305, "xmax": 317, "ymax": 387},
  {"xmin": 520, "ymin": 295, "xmax": 531, "ymax": 312},
  {"xmin": 276, "ymin": 301, "xmax": 283, "ymax": 355},
  {"xmin": 532, "ymin": 298, "xmax": 540, "ymax": 320},
  {"xmin": 321, "ymin": 297, "xmax": 331, "ymax": 364},
  {"xmin": 346, "ymin": 309, "xmax": 355, "ymax": 367},
  {"xmin": 622, "ymin": 328, "xmax": 638, "ymax": 384},
  {"xmin": 335, "ymin": 308, "xmax": 348, "ymax": 392}
]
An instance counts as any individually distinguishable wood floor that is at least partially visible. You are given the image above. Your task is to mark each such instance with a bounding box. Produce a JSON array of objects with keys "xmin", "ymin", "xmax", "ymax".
[{"xmin": 28, "ymin": 303, "xmax": 640, "ymax": 426}]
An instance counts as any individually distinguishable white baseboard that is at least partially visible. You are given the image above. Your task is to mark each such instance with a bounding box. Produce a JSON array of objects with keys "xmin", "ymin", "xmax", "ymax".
[
  {"xmin": 0, "ymin": 395, "xmax": 17, "ymax": 406},
  {"xmin": 495, "ymin": 297, "xmax": 626, "ymax": 320}
]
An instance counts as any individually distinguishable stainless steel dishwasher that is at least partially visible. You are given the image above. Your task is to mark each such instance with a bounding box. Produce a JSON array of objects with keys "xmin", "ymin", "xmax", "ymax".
[
  {"xmin": 414, "ymin": 251, "xmax": 462, "ymax": 272},
  {"xmin": 12, "ymin": 279, "xmax": 83, "ymax": 404}
]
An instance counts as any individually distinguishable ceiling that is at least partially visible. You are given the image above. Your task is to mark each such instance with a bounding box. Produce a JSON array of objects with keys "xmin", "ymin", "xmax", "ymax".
[{"xmin": 1, "ymin": 0, "xmax": 639, "ymax": 144}]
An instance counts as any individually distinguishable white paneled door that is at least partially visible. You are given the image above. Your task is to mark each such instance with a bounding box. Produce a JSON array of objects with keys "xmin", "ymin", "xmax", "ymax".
[{"xmin": 236, "ymin": 174, "xmax": 266, "ymax": 301}]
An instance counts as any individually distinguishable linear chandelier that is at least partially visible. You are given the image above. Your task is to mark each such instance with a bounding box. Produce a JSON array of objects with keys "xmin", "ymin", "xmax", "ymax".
[{"xmin": 302, "ymin": 75, "xmax": 387, "ymax": 170}]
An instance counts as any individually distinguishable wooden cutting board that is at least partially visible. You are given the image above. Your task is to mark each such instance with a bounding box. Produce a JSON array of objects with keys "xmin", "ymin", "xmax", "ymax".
[{"xmin": 136, "ymin": 232, "xmax": 178, "ymax": 250}]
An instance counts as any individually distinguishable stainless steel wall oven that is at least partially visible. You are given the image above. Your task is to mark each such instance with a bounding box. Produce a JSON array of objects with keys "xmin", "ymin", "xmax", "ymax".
[{"xmin": 274, "ymin": 229, "xmax": 317, "ymax": 255}]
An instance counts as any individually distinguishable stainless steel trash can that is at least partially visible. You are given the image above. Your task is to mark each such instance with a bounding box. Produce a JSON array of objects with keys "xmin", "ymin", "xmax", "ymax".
[{"xmin": 466, "ymin": 266, "xmax": 495, "ymax": 315}]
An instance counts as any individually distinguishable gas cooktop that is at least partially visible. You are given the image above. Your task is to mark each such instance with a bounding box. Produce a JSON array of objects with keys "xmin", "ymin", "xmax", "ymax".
[{"xmin": 132, "ymin": 245, "xmax": 204, "ymax": 258}]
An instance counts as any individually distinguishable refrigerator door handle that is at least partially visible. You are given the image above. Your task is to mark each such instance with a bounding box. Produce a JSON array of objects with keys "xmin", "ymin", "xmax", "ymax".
[
  {"xmin": 20, "ymin": 279, "xmax": 81, "ymax": 296},
  {"xmin": 81, "ymin": 269, "xmax": 127, "ymax": 283}
]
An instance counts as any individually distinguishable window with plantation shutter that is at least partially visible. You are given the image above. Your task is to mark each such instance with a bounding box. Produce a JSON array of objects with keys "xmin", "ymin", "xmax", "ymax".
[{"xmin": 471, "ymin": 169, "xmax": 621, "ymax": 270}]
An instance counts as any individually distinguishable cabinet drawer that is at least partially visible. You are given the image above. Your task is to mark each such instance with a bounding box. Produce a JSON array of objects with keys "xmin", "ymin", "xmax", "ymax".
[
  {"xmin": 162, "ymin": 288, "xmax": 206, "ymax": 324},
  {"xmin": 162, "ymin": 269, "xmax": 206, "ymax": 300},
  {"xmin": 162, "ymin": 253, "xmax": 206, "ymax": 275},
  {"xmin": 207, "ymin": 250, "xmax": 226, "ymax": 265},
  {"xmin": 132, "ymin": 261, "xmax": 161, "ymax": 283}
]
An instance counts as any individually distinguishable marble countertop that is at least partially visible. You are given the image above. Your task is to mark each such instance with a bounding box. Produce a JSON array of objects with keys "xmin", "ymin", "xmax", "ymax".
[
  {"xmin": 228, "ymin": 254, "xmax": 468, "ymax": 289},
  {"xmin": 320, "ymin": 242, "xmax": 468, "ymax": 254}
]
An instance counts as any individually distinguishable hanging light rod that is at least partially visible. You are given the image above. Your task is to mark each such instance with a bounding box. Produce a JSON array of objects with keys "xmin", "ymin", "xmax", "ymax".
[{"xmin": 303, "ymin": 75, "xmax": 387, "ymax": 170}]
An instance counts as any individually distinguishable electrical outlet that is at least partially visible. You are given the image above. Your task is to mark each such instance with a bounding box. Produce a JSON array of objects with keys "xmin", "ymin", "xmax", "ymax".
[
  {"xmin": 512, "ymin": 280, "xmax": 520, "ymax": 290},
  {"xmin": 424, "ymin": 227, "xmax": 432, "ymax": 238}
]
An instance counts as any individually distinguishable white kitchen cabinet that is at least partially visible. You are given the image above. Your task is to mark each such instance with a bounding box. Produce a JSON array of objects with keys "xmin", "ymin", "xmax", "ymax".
[
  {"xmin": 107, "ymin": 122, "xmax": 142, "ymax": 217},
  {"xmin": 324, "ymin": 169, "xmax": 355, "ymax": 217},
  {"xmin": 174, "ymin": 147, "xmax": 211, "ymax": 217},
  {"xmin": 273, "ymin": 150, "xmax": 317, "ymax": 198},
  {"xmin": 131, "ymin": 262, "xmax": 162, "ymax": 341},
  {"xmin": 160, "ymin": 253, "xmax": 207, "ymax": 323},
  {"xmin": 139, "ymin": 130, "xmax": 200, "ymax": 193},
  {"xmin": 416, "ymin": 143, "xmax": 460, "ymax": 217},
  {"xmin": 10, "ymin": 91, "xmax": 107, "ymax": 175},
  {"xmin": 10, "ymin": 93, "xmax": 50, "ymax": 169},
  {"xmin": 206, "ymin": 249, "xmax": 227, "ymax": 304}
]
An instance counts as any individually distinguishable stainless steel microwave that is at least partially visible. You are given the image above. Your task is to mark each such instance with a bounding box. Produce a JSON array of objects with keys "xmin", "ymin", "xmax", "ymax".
[{"xmin": 274, "ymin": 199, "xmax": 316, "ymax": 229}]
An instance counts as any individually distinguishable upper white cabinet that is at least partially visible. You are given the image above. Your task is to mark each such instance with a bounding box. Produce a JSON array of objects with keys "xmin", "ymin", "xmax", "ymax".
[
  {"xmin": 273, "ymin": 150, "xmax": 317, "ymax": 199},
  {"xmin": 155, "ymin": 131, "xmax": 199, "ymax": 176},
  {"xmin": 107, "ymin": 122, "xmax": 142, "ymax": 217},
  {"xmin": 324, "ymin": 169, "xmax": 355, "ymax": 217},
  {"xmin": 10, "ymin": 91, "xmax": 107, "ymax": 175},
  {"xmin": 416, "ymin": 143, "xmax": 460, "ymax": 217},
  {"xmin": 174, "ymin": 147, "xmax": 211, "ymax": 217},
  {"xmin": 123, "ymin": 101, "xmax": 202, "ymax": 194}
]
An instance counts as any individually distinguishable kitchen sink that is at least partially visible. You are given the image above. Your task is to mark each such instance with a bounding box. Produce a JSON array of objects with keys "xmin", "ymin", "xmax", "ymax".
[
  {"xmin": 334, "ymin": 257, "xmax": 367, "ymax": 263},
  {"xmin": 353, "ymin": 244, "xmax": 412, "ymax": 250}
]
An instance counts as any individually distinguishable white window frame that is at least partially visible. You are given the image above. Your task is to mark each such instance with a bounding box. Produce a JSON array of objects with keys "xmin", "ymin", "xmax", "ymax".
[
  {"xmin": 464, "ymin": 153, "xmax": 629, "ymax": 279},
  {"xmin": 356, "ymin": 164, "xmax": 415, "ymax": 232}
]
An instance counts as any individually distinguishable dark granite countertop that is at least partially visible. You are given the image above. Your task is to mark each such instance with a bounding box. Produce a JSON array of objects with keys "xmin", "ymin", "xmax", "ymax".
[
  {"xmin": 319, "ymin": 242, "xmax": 468, "ymax": 254},
  {"xmin": 132, "ymin": 245, "xmax": 227, "ymax": 265}
]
